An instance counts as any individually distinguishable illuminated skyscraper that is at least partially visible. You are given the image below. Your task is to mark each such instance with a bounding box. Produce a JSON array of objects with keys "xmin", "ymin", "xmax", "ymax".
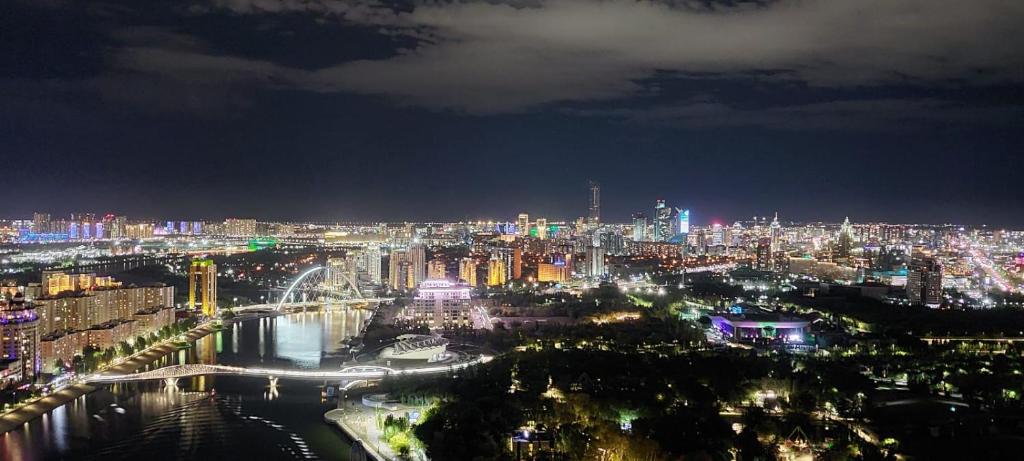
[
  {"xmin": 907, "ymin": 256, "xmax": 942, "ymax": 307},
  {"xmin": 836, "ymin": 217, "xmax": 854, "ymax": 259},
  {"xmin": 769, "ymin": 212, "xmax": 782, "ymax": 252},
  {"xmin": 364, "ymin": 245, "xmax": 383, "ymax": 285},
  {"xmin": 677, "ymin": 208, "xmax": 690, "ymax": 235},
  {"xmin": 0, "ymin": 294, "xmax": 40, "ymax": 381},
  {"xmin": 389, "ymin": 250, "xmax": 410, "ymax": 291},
  {"xmin": 487, "ymin": 257, "xmax": 508, "ymax": 286},
  {"xmin": 754, "ymin": 238, "xmax": 773, "ymax": 271},
  {"xmin": 632, "ymin": 213, "xmax": 647, "ymax": 242},
  {"xmin": 409, "ymin": 243, "xmax": 427, "ymax": 288},
  {"xmin": 225, "ymin": 218, "xmax": 257, "ymax": 237},
  {"xmin": 188, "ymin": 259, "xmax": 217, "ymax": 317},
  {"xmin": 459, "ymin": 258, "xmax": 478, "ymax": 287},
  {"xmin": 517, "ymin": 213, "xmax": 530, "ymax": 236},
  {"xmin": 585, "ymin": 245, "xmax": 606, "ymax": 278},
  {"xmin": 33, "ymin": 212, "xmax": 50, "ymax": 233},
  {"xmin": 588, "ymin": 180, "xmax": 600, "ymax": 225},
  {"xmin": 536, "ymin": 218, "xmax": 548, "ymax": 239},
  {"xmin": 428, "ymin": 259, "xmax": 446, "ymax": 280},
  {"xmin": 653, "ymin": 200, "xmax": 674, "ymax": 242},
  {"xmin": 327, "ymin": 255, "xmax": 359, "ymax": 296}
]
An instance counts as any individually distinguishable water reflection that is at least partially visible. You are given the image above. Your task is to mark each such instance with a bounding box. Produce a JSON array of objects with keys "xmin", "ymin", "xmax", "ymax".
[{"xmin": 1, "ymin": 309, "xmax": 369, "ymax": 461}]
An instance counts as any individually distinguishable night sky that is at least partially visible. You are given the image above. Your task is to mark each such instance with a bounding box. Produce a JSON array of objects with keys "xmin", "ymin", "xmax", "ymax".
[{"xmin": 2, "ymin": 0, "xmax": 1023, "ymax": 225}]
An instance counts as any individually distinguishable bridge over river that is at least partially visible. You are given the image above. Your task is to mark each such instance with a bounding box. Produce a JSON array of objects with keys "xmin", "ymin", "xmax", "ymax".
[{"xmin": 86, "ymin": 356, "xmax": 493, "ymax": 388}]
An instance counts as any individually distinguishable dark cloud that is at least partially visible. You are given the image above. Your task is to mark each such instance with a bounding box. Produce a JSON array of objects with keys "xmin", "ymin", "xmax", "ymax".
[{"xmin": 196, "ymin": 0, "xmax": 1024, "ymax": 113}]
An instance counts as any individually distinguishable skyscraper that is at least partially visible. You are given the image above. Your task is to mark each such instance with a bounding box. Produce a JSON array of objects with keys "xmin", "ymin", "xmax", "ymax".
[
  {"xmin": 364, "ymin": 244, "xmax": 382, "ymax": 285},
  {"xmin": 585, "ymin": 245, "xmax": 607, "ymax": 278},
  {"xmin": 632, "ymin": 213, "xmax": 647, "ymax": 242},
  {"xmin": 769, "ymin": 212, "xmax": 782, "ymax": 252},
  {"xmin": 653, "ymin": 200, "xmax": 675, "ymax": 242},
  {"xmin": 837, "ymin": 217, "xmax": 854, "ymax": 259},
  {"xmin": 459, "ymin": 258, "xmax": 478, "ymax": 287},
  {"xmin": 517, "ymin": 213, "xmax": 530, "ymax": 236},
  {"xmin": 0, "ymin": 294, "xmax": 40, "ymax": 381},
  {"xmin": 536, "ymin": 218, "xmax": 548, "ymax": 239},
  {"xmin": 428, "ymin": 258, "xmax": 446, "ymax": 280},
  {"xmin": 677, "ymin": 208, "xmax": 690, "ymax": 235},
  {"xmin": 487, "ymin": 256, "xmax": 507, "ymax": 286},
  {"xmin": 755, "ymin": 238, "xmax": 773, "ymax": 271},
  {"xmin": 188, "ymin": 259, "xmax": 217, "ymax": 316},
  {"xmin": 588, "ymin": 180, "xmax": 600, "ymax": 225},
  {"xmin": 389, "ymin": 250, "xmax": 409, "ymax": 291},
  {"xmin": 409, "ymin": 243, "xmax": 427, "ymax": 288},
  {"xmin": 907, "ymin": 256, "xmax": 943, "ymax": 307}
]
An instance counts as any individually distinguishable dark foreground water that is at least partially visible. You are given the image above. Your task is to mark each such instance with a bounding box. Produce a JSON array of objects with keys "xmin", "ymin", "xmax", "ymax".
[{"xmin": 1, "ymin": 310, "xmax": 369, "ymax": 461}]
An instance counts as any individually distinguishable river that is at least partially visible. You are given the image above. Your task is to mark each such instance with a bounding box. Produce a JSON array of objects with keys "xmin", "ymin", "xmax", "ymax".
[{"xmin": 0, "ymin": 309, "xmax": 370, "ymax": 461}]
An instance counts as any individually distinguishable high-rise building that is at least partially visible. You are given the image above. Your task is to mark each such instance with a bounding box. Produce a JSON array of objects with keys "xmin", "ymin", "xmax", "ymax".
[
  {"xmin": 632, "ymin": 213, "xmax": 647, "ymax": 242},
  {"xmin": 0, "ymin": 294, "xmax": 40, "ymax": 381},
  {"xmin": 588, "ymin": 180, "xmax": 600, "ymax": 225},
  {"xmin": 364, "ymin": 245, "xmax": 383, "ymax": 285},
  {"xmin": 459, "ymin": 258, "xmax": 478, "ymax": 287},
  {"xmin": 535, "ymin": 218, "xmax": 548, "ymax": 239},
  {"xmin": 327, "ymin": 255, "xmax": 359, "ymax": 296},
  {"xmin": 33, "ymin": 212, "xmax": 51, "ymax": 233},
  {"xmin": 389, "ymin": 250, "xmax": 409, "ymax": 291},
  {"xmin": 408, "ymin": 244, "xmax": 426, "ymax": 288},
  {"xmin": 585, "ymin": 245, "xmax": 606, "ymax": 278},
  {"xmin": 487, "ymin": 257, "xmax": 508, "ymax": 286},
  {"xmin": 512, "ymin": 248, "xmax": 523, "ymax": 279},
  {"xmin": 653, "ymin": 200, "xmax": 675, "ymax": 242},
  {"xmin": 907, "ymin": 256, "xmax": 942, "ymax": 307},
  {"xmin": 428, "ymin": 258, "xmax": 447, "ymax": 280},
  {"xmin": 755, "ymin": 238, "xmax": 773, "ymax": 271},
  {"xmin": 769, "ymin": 212, "xmax": 783, "ymax": 252},
  {"xmin": 188, "ymin": 259, "xmax": 217, "ymax": 317},
  {"xmin": 677, "ymin": 208, "xmax": 690, "ymax": 235},
  {"xmin": 224, "ymin": 218, "xmax": 257, "ymax": 238},
  {"xmin": 517, "ymin": 213, "xmax": 530, "ymax": 236},
  {"xmin": 836, "ymin": 217, "xmax": 854, "ymax": 259}
]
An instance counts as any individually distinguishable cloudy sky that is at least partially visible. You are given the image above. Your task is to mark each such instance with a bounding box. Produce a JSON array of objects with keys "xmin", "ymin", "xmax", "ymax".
[{"xmin": 2, "ymin": 0, "xmax": 1023, "ymax": 224}]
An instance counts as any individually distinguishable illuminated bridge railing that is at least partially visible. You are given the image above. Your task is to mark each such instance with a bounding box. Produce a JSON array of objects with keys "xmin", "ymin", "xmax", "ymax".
[{"xmin": 86, "ymin": 355, "xmax": 492, "ymax": 383}]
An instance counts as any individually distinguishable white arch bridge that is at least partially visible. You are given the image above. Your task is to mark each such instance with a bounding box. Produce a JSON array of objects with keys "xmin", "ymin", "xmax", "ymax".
[
  {"xmin": 248, "ymin": 265, "xmax": 394, "ymax": 312},
  {"xmin": 86, "ymin": 356, "xmax": 492, "ymax": 385}
]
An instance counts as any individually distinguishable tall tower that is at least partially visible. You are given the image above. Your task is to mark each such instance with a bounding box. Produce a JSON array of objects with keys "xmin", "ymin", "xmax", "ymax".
[
  {"xmin": 364, "ymin": 244, "xmax": 382, "ymax": 285},
  {"xmin": 389, "ymin": 250, "xmax": 409, "ymax": 291},
  {"xmin": 517, "ymin": 213, "xmax": 530, "ymax": 236},
  {"xmin": 769, "ymin": 212, "xmax": 782, "ymax": 252},
  {"xmin": 188, "ymin": 259, "xmax": 217, "ymax": 317},
  {"xmin": 632, "ymin": 213, "xmax": 647, "ymax": 242},
  {"xmin": 837, "ymin": 217, "xmax": 854, "ymax": 259},
  {"xmin": 588, "ymin": 180, "xmax": 600, "ymax": 225},
  {"xmin": 459, "ymin": 258, "xmax": 478, "ymax": 287},
  {"xmin": 408, "ymin": 243, "xmax": 426, "ymax": 288}
]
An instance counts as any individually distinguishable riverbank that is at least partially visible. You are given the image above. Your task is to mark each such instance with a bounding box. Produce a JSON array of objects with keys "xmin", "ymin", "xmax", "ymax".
[
  {"xmin": 324, "ymin": 407, "xmax": 388, "ymax": 461},
  {"xmin": 0, "ymin": 323, "xmax": 218, "ymax": 434}
]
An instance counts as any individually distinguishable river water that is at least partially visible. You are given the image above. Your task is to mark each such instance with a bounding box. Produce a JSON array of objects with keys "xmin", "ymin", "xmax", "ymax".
[{"xmin": 1, "ymin": 310, "xmax": 370, "ymax": 461}]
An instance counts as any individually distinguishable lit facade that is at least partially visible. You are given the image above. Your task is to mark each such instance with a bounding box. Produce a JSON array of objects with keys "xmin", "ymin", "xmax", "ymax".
[{"xmin": 188, "ymin": 259, "xmax": 218, "ymax": 317}]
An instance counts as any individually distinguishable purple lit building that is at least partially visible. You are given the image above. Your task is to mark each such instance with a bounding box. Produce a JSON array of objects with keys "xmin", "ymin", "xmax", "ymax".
[
  {"xmin": 711, "ymin": 313, "xmax": 810, "ymax": 343},
  {"xmin": 1, "ymin": 293, "xmax": 40, "ymax": 382}
]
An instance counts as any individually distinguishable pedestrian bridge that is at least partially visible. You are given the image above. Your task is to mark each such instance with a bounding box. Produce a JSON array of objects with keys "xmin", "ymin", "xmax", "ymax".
[{"xmin": 86, "ymin": 356, "xmax": 492, "ymax": 384}]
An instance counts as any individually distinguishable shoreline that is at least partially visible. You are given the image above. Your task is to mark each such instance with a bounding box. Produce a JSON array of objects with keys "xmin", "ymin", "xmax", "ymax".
[{"xmin": 0, "ymin": 323, "xmax": 218, "ymax": 434}]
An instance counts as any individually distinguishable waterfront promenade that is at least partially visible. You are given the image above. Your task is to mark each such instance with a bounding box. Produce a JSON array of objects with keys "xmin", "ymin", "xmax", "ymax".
[{"xmin": 0, "ymin": 323, "xmax": 217, "ymax": 433}]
